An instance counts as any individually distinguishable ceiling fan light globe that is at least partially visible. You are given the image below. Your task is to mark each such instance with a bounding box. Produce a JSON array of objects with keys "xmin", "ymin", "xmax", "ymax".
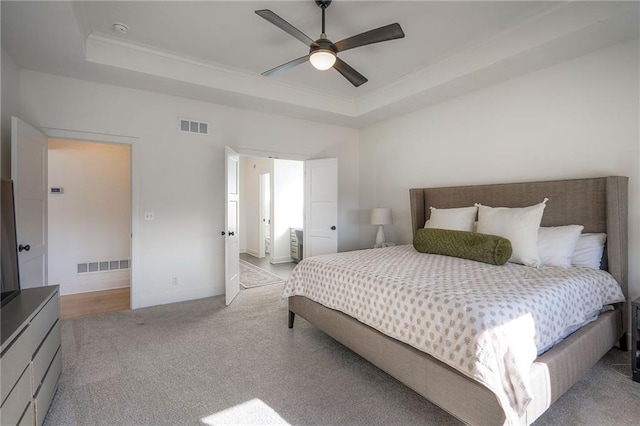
[{"xmin": 310, "ymin": 50, "xmax": 336, "ymax": 70}]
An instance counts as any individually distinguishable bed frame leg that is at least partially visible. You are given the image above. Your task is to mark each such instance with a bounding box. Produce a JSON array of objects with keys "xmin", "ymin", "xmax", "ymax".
[
  {"xmin": 288, "ymin": 311, "xmax": 295, "ymax": 328},
  {"xmin": 619, "ymin": 334, "xmax": 629, "ymax": 351}
]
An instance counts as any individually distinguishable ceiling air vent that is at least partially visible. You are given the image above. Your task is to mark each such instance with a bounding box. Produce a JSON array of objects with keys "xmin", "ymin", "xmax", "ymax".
[{"xmin": 179, "ymin": 118, "xmax": 208, "ymax": 135}]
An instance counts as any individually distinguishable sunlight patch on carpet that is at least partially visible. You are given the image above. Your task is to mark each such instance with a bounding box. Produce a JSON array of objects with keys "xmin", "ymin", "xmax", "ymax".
[{"xmin": 200, "ymin": 399, "xmax": 290, "ymax": 425}]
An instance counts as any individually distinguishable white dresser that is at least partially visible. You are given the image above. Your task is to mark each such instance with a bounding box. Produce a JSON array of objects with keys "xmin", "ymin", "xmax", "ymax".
[{"xmin": 1, "ymin": 286, "xmax": 61, "ymax": 426}]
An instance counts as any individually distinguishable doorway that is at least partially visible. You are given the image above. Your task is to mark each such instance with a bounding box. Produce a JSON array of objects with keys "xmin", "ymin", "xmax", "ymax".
[
  {"xmin": 260, "ymin": 172, "xmax": 271, "ymax": 258},
  {"xmin": 48, "ymin": 139, "xmax": 132, "ymax": 318},
  {"xmin": 239, "ymin": 156, "xmax": 302, "ymax": 286},
  {"xmin": 224, "ymin": 148, "xmax": 337, "ymax": 304}
]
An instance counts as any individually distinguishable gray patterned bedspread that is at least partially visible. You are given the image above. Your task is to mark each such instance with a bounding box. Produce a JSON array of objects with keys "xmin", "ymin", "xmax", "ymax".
[{"xmin": 283, "ymin": 245, "xmax": 624, "ymax": 424}]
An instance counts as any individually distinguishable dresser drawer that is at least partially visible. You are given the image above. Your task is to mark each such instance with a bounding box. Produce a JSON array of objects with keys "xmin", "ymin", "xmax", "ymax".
[
  {"xmin": 29, "ymin": 294, "xmax": 60, "ymax": 356},
  {"xmin": 1, "ymin": 293, "xmax": 59, "ymax": 404},
  {"xmin": 32, "ymin": 320, "xmax": 61, "ymax": 391},
  {"xmin": 0, "ymin": 366, "xmax": 31, "ymax": 425},
  {"xmin": 1, "ymin": 323, "xmax": 37, "ymax": 405},
  {"xmin": 34, "ymin": 348, "xmax": 61, "ymax": 426}
]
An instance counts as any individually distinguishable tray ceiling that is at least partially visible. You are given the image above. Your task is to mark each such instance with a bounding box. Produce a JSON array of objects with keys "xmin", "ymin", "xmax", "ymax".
[{"xmin": 2, "ymin": 1, "xmax": 638, "ymax": 127}]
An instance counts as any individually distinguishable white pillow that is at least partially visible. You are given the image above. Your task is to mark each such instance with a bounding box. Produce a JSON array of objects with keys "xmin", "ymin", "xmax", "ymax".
[
  {"xmin": 572, "ymin": 233, "xmax": 607, "ymax": 269},
  {"xmin": 476, "ymin": 199, "xmax": 548, "ymax": 267},
  {"xmin": 538, "ymin": 225, "xmax": 584, "ymax": 268},
  {"xmin": 424, "ymin": 206, "xmax": 478, "ymax": 232}
]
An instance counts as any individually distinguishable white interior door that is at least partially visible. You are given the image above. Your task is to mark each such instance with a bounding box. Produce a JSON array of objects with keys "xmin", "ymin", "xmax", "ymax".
[
  {"xmin": 224, "ymin": 146, "xmax": 240, "ymax": 305},
  {"xmin": 11, "ymin": 117, "xmax": 48, "ymax": 288},
  {"xmin": 304, "ymin": 158, "xmax": 338, "ymax": 258}
]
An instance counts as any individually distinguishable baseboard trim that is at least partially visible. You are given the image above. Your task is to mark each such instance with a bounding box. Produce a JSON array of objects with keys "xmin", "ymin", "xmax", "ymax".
[
  {"xmin": 246, "ymin": 249, "xmax": 261, "ymax": 258},
  {"xmin": 60, "ymin": 279, "xmax": 131, "ymax": 296},
  {"xmin": 270, "ymin": 256, "xmax": 294, "ymax": 264},
  {"xmin": 61, "ymin": 285, "xmax": 131, "ymax": 296},
  {"xmin": 139, "ymin": 286, "xmax": 218, "ymax": 309}
]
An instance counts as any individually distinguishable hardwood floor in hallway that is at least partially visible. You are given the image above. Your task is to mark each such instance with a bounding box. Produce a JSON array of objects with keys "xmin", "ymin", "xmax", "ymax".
[{"xmin": 60, "ymin": 287, "xmax": 130, "ymax": 320}]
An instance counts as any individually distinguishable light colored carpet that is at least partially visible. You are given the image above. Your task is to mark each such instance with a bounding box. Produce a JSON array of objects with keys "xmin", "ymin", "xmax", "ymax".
[
  {"xmin": 239, "ymin": 260, "xmax": 284, "ymax": 289},
  {"xmin": 44, "ymin": 284, "xmax": 640, "ymax": 425}
]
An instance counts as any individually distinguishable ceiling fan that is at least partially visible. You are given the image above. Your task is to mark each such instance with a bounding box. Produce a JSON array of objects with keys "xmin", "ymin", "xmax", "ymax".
[{"xmin": 255, "ymin": 0, "xmax": 405, "ymax": 87}]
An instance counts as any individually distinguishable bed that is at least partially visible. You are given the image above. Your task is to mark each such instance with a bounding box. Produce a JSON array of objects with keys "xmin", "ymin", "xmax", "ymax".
[{"xmin": 285, "ymin": 177, "xmax": 628, "ymax": 425}]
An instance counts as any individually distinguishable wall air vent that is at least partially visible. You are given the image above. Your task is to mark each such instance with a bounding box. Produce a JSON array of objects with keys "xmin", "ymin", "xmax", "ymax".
[
  {"xmin": 179, "ymin": 118, "xmax": 208, "ymax": 135},
  {"xmin": 77, "ymin": 259, "xmax": 131, "ymax": 274}
]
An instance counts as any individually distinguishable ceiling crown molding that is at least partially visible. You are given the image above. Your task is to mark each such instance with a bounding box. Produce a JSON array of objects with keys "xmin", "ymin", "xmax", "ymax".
[{"xmin": 85, "ymin": 33, "xmax": 357, "ymax": 117}]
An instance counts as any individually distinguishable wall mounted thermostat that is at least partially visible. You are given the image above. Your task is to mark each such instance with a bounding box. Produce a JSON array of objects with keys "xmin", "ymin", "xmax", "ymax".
[{"xmin": 50, "ymin": 187, "xmax": 63, "ymax": 194}]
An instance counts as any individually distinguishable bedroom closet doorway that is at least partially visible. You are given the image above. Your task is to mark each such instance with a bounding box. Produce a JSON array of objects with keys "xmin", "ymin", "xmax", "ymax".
[
  {"xmin": 238, "ymin": 156, "xmax": 302, "ymax": 290},
  {"xmin": 48, "ymin": 139, "xmax": 132, "ymax": 318},
  {"xmin": 11, "ymin": 117, "xmax": 137, "ymax": 316}
]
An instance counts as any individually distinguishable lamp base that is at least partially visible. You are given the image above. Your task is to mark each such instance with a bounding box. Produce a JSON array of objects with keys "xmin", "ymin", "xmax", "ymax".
[{"xmin": 374, "ymin": 225, "xmax": 386, "ymax": 248}]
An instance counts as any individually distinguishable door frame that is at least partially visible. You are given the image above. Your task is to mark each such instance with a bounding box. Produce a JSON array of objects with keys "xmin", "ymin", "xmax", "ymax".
[
  {"xmin": 39, "ymin": 127, "xmax": 141, "ymax": 308},
  {"xmin": 258, "ymin": 172, "xmax": 271, "ymax": 259},
  {"xmin": 236, "ymin": 149, "xmax": 335, "ymax": 262}
]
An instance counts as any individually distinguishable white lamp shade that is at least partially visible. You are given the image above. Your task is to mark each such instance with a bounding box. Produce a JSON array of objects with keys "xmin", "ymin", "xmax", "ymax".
[
  {"xmin": 309, "ymin": 50, "xmax": 336, "ymax": 70},
  {"xmin": 370, "ymin": 207, "xmax": 392, "ymax": 225}
]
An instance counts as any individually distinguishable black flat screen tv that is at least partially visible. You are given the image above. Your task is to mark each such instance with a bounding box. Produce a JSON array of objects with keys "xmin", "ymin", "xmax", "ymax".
[{"xmin": 1, "ymin": 177, "xmax": 21, "ymax": 307}]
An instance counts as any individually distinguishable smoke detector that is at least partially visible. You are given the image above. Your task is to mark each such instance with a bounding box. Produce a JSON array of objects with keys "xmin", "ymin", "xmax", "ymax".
[{"xmin": 112, "ymin": 22, "xmax": 129, "ymax": 34}]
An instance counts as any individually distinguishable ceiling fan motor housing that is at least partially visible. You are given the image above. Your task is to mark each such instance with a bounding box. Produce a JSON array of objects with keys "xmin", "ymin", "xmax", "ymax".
[
  {"xmin": 310, "ymin": 37, "xmax": 336, "ymax": 56},
  {"xmin": 315, "ymin": 0, "xmax": 332, "ymax": 9}
]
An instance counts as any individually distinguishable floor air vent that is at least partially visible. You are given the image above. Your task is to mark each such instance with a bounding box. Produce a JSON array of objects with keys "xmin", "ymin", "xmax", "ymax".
[
  {"xmin": 179, "ymin": 118, "xmax": 208, "ymax": 135},
  {"xmin": 77, "ymin": 259, "xmax": 131, "ymax": 274}
]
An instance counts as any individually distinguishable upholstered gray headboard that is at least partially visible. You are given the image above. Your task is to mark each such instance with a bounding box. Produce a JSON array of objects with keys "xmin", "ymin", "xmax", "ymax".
[{"xmin": 409, "ymin": 177, "xmax": 628, "ymax": 299}]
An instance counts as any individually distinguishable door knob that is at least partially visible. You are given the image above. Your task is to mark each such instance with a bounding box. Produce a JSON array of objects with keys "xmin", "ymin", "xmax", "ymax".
[
  {"xmin": 18, "ymin": 244, "xmax": 31, "ymax": 252},
  {"xmin": 229, "ymin": 231, "xmax": 235, "ymax": 236},
  {"xmin": 221, "ymin": 231, "xmax": 226, "ymax": 236},
  {"xmin": 331, "ymin": 226, "xmax": 336, "ymax": 230}
]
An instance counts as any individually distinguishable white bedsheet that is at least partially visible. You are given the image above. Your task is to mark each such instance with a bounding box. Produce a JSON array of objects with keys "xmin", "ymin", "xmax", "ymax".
[{"xmin": 283, "ymin": 245, "xmax": 624, "ymax": 424}]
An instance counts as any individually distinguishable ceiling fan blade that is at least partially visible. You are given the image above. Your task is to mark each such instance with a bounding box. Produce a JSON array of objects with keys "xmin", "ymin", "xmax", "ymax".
[
  {"xmin": 262, "ymin": 56, "xmax": 309, "ymax": 76},
  {"xmin": 334, "ymin": 23, "xmax": 405, "ymax": 53},
  {"xmin": 333, "ymin": 57, "xmax": 368, "ymax": 87},
  {"xmin": 255, "ymin": 9, "xmax": 318, "ymax": 47}
]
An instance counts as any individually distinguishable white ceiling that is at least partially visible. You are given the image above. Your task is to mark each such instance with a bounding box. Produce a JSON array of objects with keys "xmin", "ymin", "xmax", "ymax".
[{"xmin": 2, "ymin": 1, "xmax": 638, "ymax": 127}]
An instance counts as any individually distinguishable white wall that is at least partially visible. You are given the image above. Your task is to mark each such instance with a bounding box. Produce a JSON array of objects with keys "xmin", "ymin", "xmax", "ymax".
[
  {"xmin": 19, "ymin": 70, "xmax": 360, "ymax": 308},
  {"xmin": 48, "ymin": 139, "xmax": 131, "ymax": 295},
  {"xmin": 360, "ymin": 40, "xmax": 640, "ymax": 303},
  {"xmin": 239, "ymin": 156, "xmax": 272, "ymax": 256},
  {"xmin": 272, "ymin": 159, "xmax": 304, "ymax": 263},
  {"xmin": 1, "ymin": 48, "xmax": 20, "ymax": 178}
]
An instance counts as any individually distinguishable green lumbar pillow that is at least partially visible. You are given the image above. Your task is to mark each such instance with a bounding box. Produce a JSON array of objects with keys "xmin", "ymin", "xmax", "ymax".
[{"xmin": 413, "ymin": 228, "xmax": 512, "ymax": 265}]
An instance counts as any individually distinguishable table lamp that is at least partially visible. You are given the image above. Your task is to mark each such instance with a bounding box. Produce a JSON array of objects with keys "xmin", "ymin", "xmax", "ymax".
[{"xmin": 371, "ymin": 207, "xmax": 392, "ymax": 248}]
